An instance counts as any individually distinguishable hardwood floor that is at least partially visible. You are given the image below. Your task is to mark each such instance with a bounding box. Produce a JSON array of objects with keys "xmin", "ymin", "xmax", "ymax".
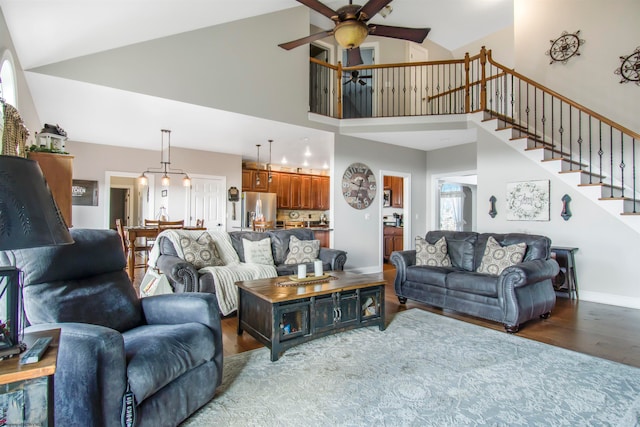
[{"xmin": 134, "ymin": 263, "xmax": 640, "ymax": 369}]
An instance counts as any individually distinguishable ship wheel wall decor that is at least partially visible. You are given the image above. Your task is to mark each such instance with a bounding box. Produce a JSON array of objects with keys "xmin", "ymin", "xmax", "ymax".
[
  {"xmin": 546, "ymin": 30, "xmax": 585, "ymax": 64},
  {"xmin": 614, "ymin": 47, "xmax": 640, "ymax": 86}
]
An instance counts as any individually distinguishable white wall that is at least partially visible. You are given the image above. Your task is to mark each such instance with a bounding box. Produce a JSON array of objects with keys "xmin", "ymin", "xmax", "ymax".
[
  {"xmin": 475, "ymin": 125, "xmax": 640, "ymax": 308},
  {"xmin": 68, "ymin": 140, "xmax": 242, "ymax": 230},
  {"xmin": 514, "ymin": 0, "xmax": 640, "ymax": 132},
  {"xmin": 333, "ymin": 134, "xmax": 427, "ymax": 272}
]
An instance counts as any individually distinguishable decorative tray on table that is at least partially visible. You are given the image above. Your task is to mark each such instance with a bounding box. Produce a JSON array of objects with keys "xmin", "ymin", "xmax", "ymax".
[{"xmin": 287, "ymin": 273, "xmax": 331, "ymax": 282}]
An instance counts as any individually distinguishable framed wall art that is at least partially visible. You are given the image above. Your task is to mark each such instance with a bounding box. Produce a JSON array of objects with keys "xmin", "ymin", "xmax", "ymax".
[
  {"xmin": 506, "ymin": 180, "xmax": 550, "ymax": 221},
  {"xmin": 72, "ymin": 180, "xmax": 99, "ymax": 206}
]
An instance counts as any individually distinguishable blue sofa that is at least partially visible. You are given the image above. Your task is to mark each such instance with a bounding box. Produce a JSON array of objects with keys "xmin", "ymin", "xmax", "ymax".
[{"xmin": 391, "ymin": 230, "xmax": 559, "ymax": 332}]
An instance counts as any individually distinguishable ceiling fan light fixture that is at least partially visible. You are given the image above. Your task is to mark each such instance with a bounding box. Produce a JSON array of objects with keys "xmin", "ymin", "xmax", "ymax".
[{"xmin": 334, "ymin": 20, "xmax": 369, "ymax": 49}]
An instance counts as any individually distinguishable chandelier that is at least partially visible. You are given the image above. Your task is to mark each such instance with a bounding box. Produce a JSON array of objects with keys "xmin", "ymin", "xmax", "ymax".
[{"xmin": 138, "ymin": 129, "xmax": 191, "ymax": 187}]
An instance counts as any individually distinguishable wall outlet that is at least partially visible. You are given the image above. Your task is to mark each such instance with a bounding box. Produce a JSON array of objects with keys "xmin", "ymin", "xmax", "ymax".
[{"xmin": 364, "ymin": 213, "xmax": 370, "ymax": 220}]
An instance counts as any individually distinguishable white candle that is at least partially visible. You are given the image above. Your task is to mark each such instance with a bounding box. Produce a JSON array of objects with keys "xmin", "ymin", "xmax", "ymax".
[
  {"xmin": 297, "ymin": 264, "xmax": 307, "ymax": 279},
  {"xmin": 314, "ymin": 260, "xmax": 323, "ymax": 277}
]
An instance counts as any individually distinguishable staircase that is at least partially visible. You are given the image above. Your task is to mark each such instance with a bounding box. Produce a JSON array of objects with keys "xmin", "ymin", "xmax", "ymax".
[
  {"xmin": 470, "ymin": 110, "xmax": 640, "ymax": 232},
  {"xmin": 310, "ymin": 47, "xmax": 640, "ymax": 229}
]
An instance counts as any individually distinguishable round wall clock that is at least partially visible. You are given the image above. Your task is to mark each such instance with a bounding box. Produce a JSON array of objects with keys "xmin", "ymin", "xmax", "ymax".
[{"xmin": 341, "ymin": 162, "xmax": 376, "ymax": 209}]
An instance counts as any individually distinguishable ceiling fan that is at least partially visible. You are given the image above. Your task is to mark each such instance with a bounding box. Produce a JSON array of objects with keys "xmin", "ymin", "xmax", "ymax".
[
  {"xmin": 279, "ymin": 0, "xmax": 430, "ymax": 66},
  {"xmin": 343, "ymin": 70, "xmax": 372, "ymax": 85}
]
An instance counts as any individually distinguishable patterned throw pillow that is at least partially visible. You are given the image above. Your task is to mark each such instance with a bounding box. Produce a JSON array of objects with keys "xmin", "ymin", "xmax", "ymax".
[
  {"xmin": 284, "ymin": 236, "xmax": 320, "ymax": 265},
  {"xmin": 476, "ymin": 236, "xmax": 527, "ymax": 275},
  {"xmin": 243, "ymin": 238, "xmax": 275, "ymax": 265},
  {"xmin": 415, "ymin": 236, "xmax": 451, "ymax": 267},
  {"xmin": 179, "ymin": 232, "xmax": 224, "ymax": 269}
]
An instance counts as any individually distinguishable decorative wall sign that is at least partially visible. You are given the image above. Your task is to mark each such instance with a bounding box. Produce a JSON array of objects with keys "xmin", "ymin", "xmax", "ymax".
[
  {"xmin": 72, "ymin": 180, "xmax": 99, "ymax": 206},
  {"xmin": 614, "ymin": 47, "xmax": 640, "ymax": 85},
  {"xmin": 506, "ymin": 180, "xmax": 550, "ymax": 221},
  {"xmin": 489, "ymin": 196, "xmax": 497, "ymax": 218},
  {"xmin": 560, "ymin": 194, "xmax": 572, "ymax": 221},
  {"xmin": 546, "ymin": 30, "xmax": 585, "ymax": 64}
]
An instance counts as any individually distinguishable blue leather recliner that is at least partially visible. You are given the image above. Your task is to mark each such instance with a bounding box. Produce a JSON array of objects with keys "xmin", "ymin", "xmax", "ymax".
[{"xmin": 3, "ymin": 228, "xmax": 223, "ymax": 427}]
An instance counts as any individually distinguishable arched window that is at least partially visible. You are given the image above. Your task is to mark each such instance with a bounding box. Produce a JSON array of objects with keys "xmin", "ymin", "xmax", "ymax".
[{"xmin": 1, "ymin": 50, "xmax": 17, "ymax": 107}]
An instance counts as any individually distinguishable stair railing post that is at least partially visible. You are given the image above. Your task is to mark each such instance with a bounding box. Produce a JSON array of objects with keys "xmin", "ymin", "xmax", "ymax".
[
  {"xmin": 464, "ymin": 52, "xmax": 471, "ymax": 113},
  {"xmin": 480, "ymin": 47, "xmax": 487, "ymax": 112},
  {"xmin": 337, "ymin": 61, "xmax": 343, "ymax": 119}
]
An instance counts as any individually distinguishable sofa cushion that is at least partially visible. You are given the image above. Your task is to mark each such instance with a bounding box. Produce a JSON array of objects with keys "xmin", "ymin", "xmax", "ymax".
[
  {"xmin": 243, "ymin": 238, "xmax": 275, "ymax": 265},
  {"xmin": 406, "ymin": 265, "xmax": 454, "ymax": 288},
  {"xmin": 178, "ymin": 232, "xmax": 224, "ymax": 269},
  {"xmin": 446, "ymin": 271, "xmax": 499, "ymax": 297},
  {"xmin": 415, "ymin": 236, "xmax": 451, "ymax": 267},
  {"xmin": 229, "ymin": 231, "xmax": 267, "ymax": 263},
  {"xmin": 123, "ymin": 323, "xmax": 215, "ymax": 403},
  {"xmin": 426, "ymin": 231, "xmax": 477, "ymax": 271},
  {"xmin": 267, "ymin": 229, "xmax": 316, "ymax": 265},
  {"xmin": 284, "ymin": 236, "xmax": 320, "ymax": 264},
  {"xmin": 476, "ymin": 236, "xmax": 526, "ymax": 275}
]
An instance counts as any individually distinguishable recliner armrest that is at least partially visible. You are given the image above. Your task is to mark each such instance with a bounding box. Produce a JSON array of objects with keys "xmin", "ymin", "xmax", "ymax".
[
  {"xmin": 25, "ymin": 323, "xmax": 127, "ymax": 427},
  {"xmin": 141, "ymin": 293, "xmax": 223, "ymax": 378},
  {"xmin": 156, "ymin": 254, "xmax": 199, "ymax": 292},
  {"xmin": 318, "ymin": 248, "xmax": 347, "ymax": 271}
]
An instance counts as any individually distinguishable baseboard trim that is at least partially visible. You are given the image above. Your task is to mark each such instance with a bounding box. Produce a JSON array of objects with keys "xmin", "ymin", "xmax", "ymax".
[{"xmin": 579, "ymin": 291, "xmax": 640, "ymax": 310}]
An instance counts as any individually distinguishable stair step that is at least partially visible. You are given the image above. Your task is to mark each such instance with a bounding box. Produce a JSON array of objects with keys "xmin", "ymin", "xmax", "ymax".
[
  {"xmin": 525, "ymin": 145, "xmax": 570, "ymax": 157},
  {"xmin": 541, "ymin": 157, "xmax": 589, "ymax": 170},
  {"xmin": 559, "ymin": 169, "xmax": 605, "ymax": 179},
  {"xmin": 621, "ymin": 212, "xmax": 640, "ymax": 216}
]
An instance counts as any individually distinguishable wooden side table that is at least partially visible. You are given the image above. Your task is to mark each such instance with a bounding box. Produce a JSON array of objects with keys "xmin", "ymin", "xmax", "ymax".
[
  {"xmin": 0, "ymin": 329, "xmax": 60, "ymax": 427},
  {"xmin": 551, "ymin": 247, "xmax": 578, "ymax": 300}
]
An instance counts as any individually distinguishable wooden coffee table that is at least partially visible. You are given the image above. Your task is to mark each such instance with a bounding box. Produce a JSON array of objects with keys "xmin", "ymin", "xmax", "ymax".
[{"xmin": 236, "ymin": 271, "xmax": 386, "ymax": 361}]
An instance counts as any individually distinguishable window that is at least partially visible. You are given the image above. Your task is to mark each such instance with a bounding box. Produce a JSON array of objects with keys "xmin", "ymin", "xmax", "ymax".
[
  {"xmin": 439, "ymin": 183, "xmax": 466, "ymax": 231},
  {"xmin": 0, "ymin": 51, "xmax": 17, "ymax": 107}
]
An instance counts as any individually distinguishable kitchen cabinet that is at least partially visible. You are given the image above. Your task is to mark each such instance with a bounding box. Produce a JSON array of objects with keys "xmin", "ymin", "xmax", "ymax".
[
  {"xmin": 312, "ymin": 176, "xmax": 330, "ymax": 210},
  {"xmin": 242, "ymin": 169, "xmax": 330, "ymax": 210},
  {"xmin": 391, "ymin": 177, "xmax": 403, "ymax": 208},
  {"xmin": 290, "ymin": 175, "xmax": 301, "ymax": 208},
  {"xmin": 313, "ymin": 229, "xmax": 330, "ymax": 248},
  {"xmin": 277, "ymin": 172, "xmax": 291, "ymax": 208},
  {"xmin": 28, "ymin": 152, "xmax": 74, "ymax": 227},
  {"xmin": 242, "ymin": 169, "xmax": 268, "ymax": 192},
  {"xmin": 300, "ymin": 175, "xmax": 312, "ymax": 209},
  {"xmin": 383, "ymin": 226, "xmax": 403, "ymax": 261}
]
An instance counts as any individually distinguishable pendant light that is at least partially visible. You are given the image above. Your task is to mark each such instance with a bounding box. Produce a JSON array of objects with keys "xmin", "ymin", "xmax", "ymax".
[
  {"xmin": 138, "ymin": 129, "xmax": 191, "ymax": 187},
  {"xmin": 267, "ymin": 139, "xmax": 273, "ymax": 183},
  {"xmin": 255, "ymin": 144, "xmax": 261, "ymax": 186}
]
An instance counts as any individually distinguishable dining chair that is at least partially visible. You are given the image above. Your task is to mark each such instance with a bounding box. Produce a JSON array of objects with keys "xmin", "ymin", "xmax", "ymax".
[
  {"xmin": 159, "ymin": 220, "xmax": 185, "ymax": 231},
  {"xmin": 252, "ymin": 220, "xmax": 274, "ymax": 232},
  {"xmin": 195, "ymin": 219, "xmax": 204, "ymax": 228},
  {"xmin": 115, "ymin": 218, "xmax": 147, "ymax": 268}
]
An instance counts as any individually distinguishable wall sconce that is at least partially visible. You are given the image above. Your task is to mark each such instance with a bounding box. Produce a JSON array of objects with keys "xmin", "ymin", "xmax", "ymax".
[
  {"xmin": 489, "ymin": 196, "xmax": 497, "ymax": 218},
  {"xmin": 561, "ymin": 194, "xmax": 572, "ymax": 221}
]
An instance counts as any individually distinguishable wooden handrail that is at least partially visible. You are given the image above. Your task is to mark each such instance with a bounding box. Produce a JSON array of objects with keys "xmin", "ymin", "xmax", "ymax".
[
  {"xmin": 429, "ymin": 72, "xmax": 506, "ymax": 103},
  {"xmin": 485, "ymin": 48, "xmax": 640, "ymax": 140}
]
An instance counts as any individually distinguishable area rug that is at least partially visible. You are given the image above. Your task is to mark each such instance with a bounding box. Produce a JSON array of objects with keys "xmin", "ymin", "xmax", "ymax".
[{"xmin": 181, "ymin": 309, "xmax": 640, "ymax": 426}]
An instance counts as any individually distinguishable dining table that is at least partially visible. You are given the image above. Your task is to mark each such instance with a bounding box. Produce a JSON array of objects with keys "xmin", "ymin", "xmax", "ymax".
[{"xmin": 124, "ymin": 225, "xmax": 205, "ymax": 281}]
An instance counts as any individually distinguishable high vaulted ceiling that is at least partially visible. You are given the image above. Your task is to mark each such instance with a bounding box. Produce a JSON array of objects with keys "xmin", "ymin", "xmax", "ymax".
[{"xmin": 1, "ymin": 0, "xmax": 513, "ymax": 168}]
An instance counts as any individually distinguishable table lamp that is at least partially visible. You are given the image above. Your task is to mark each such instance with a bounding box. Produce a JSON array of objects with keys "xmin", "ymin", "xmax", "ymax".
[{"xmin": 0, "ymin": 155, "xmax": 73, "ymax": 356}]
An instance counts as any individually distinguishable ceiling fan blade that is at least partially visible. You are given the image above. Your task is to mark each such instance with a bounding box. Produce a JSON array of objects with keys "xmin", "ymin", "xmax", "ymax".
[
  {"xmin": 278, "ymin": 30, "xmax": 333, "ymax": 50},
  {"xmin": 347, "ymin": 47, "xmax": 364, "ymax": 66},
  {"xmin": 356, "ymin": 0, "xmax": 393, "ymax": 21},
  {"xmin": 368, "ymin": 24, "xmax": 431, "ymax": 44},
  {"xmin": 296, "ymin": 0, "xmax": 338, "ymax": 20}
]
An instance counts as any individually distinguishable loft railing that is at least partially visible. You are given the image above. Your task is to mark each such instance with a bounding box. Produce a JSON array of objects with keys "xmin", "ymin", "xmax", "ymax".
[{"xmin": 309, "ymin": 47, "xmax": 639, "ymax": 213}]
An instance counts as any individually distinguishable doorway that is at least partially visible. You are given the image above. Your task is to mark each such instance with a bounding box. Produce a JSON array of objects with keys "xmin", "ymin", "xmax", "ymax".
[
  {"xmin": 435, "ymin": 174, "xmax": 477, "ymax": 232},
  {"xmin": 380, "ymin": 171, "xmax": 411, "ymax": 267},
  {"xmin": 187, "ymin": 176, "xmax": 227, "ymax": 230},
  {"xmin": 109, "ymin": 187, "xmax": 129, "ymax": 229},
  {"xmin": 342, "ymin": 46, "xmax": 375, "ymax": 118},
  {"xmin": 105, "ymin": 172, "xmax": 154, "ymax": 230}
]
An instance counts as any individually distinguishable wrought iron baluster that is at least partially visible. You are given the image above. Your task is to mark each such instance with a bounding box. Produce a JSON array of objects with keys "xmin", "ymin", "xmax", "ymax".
[
  {"xmin": 558, "ymin": 100, "xmax": 564, "ymax": 159},
  {"xmin": 609, "ymin": 127, "xmax": 614, "ymax": 197},
  {"xmin": 588, "ymin": 116, "xmax": 593, "ymax": 184},
  {"xmin": 568, "ymin": 105, "xmax": 573, "ymax": 170},
  {"xmin": 620, "ymin": 132, "xmax": 625, "ymax": 198},
  {"xmin": 633, "ymin": 138, "xmax": 637, "ymax": 213},
  {"xmin": 598, "ymin": 122, "xmax": 603, "ymax": 184}
]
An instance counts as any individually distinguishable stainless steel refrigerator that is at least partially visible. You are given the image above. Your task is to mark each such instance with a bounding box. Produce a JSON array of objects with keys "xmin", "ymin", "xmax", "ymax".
[{"xmin": 241, "ymin": 192, "xmax": 277, "ymax": 229}]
